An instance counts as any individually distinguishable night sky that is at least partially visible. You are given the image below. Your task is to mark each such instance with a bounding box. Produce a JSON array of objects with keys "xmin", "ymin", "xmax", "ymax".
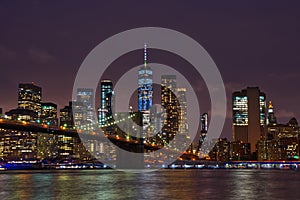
[{"xmin": 0, "ymin": 1, "xmax": 300, "ymax": 139}]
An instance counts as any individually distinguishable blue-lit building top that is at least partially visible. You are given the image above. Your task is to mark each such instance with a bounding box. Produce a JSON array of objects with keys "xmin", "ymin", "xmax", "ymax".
[{"xmin": 138, "ymin": 43, "xmax": 153, "ymax": 111}]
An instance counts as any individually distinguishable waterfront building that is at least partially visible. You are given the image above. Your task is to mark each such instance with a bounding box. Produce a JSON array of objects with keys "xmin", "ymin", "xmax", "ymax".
[
  {"xmin": 229, "ymin": 141, "xmax": 251, "ymax": 161},
  {"xmin": 209, "ymin": 138, "xmax": 230, "ymax": 162},
  {"xmin": 257, "ymin": 118, "xmax": 300, "ymax": 161},
  {"xmin": 232, "ymin": 87, "xmax": 266, "ymax": 154},
  {"xmin": 0, "ymin": 128, "xmax": 38, "ymax": 160}
]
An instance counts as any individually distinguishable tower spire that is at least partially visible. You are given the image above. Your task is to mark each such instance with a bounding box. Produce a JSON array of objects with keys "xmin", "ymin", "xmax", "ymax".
[{"xmin": 144, "ymin": 42, "xmax": 147, "ymax": 67}]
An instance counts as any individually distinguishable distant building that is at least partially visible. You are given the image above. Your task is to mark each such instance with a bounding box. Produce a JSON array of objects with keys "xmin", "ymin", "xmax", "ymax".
[
  {"xmin": 257, "ymin": 118, "xmax": 299, "ymax": 161},
  {"xmin": 60, "ymin": 101, "xmax": 74, "ymax": 129},
  {"xmin": 199, "ymin": 113, "xmax": 208, "ymax": 145},
  {"xmin": 209, "ymin": 138, "xmax": 230, "ymax": 162},
  {"xmin": 0, "ymin": 129, "xmax": 38, "ymax": 160},
  {"xmin": 267, "ymin": 101, "xmax": 277, "ymax": 125},
  {"xmin": 175, "ymin": 88, "xmax": 190, "ymax": 151},
  {"xmin": 99, "ymin": 80, "xmax": 113, "ymax": 126},
  {"xmin": 77, "ymin": 88, "xmax": 95, "ymax": 123},
  {"xmin": 5, "ymin": 108, "xmax": 37, "ymax": 122},
  {"xmin": 232, "ymin": 87, "xmax": 266, "ymax": 154},
  {"xmin": 40, "ymin": 102, "xmax": 58, "ymax": 127},
  {"xmin": 72, "ymin": 101, "xmax": 87, "ymax": 128},
  {"xmin": 0, "ymin": 108, "xmax": 2, "ymax": 117},
  {"xmin": 229, "ymin": 141, "xmax": 251, "ymax": 161},
  {"xmin": 18, "ymin": 83, "xmax": 42, "ymax": 120},
  {"xmin": 177, "ymin": 88, "xmax": 188, "ymax": 135}
]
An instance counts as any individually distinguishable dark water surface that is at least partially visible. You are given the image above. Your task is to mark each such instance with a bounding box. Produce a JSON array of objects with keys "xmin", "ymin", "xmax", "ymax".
[{"xmin": 0, "ymin": 169, "xmax": 299, "ymax": 200}]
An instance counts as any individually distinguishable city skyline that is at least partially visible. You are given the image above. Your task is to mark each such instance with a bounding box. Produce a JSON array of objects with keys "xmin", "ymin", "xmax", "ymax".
[{"xmin": 1, "ymin": 2, "xmax": 300, "ymax": 199}]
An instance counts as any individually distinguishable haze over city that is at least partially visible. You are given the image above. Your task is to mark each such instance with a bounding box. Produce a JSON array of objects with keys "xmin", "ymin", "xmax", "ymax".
[{"xmin": 1, "ymin": 1, "xmax": 300, "ymax": 140}]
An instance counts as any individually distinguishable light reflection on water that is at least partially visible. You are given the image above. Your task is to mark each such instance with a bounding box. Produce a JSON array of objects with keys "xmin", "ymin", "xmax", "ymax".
[{"xmin": 0, "ymin": 169, "xmax": 300, "ymax": 200}]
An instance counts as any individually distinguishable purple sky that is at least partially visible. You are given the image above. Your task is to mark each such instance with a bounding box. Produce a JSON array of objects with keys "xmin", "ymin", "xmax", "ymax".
[{"xmin": 0, "ymin": 1, "xmax": 300, "ymax": 139}]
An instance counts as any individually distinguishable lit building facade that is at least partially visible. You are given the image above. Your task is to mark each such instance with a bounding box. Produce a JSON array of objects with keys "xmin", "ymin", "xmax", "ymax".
[
  {"xmin": 99, "ymin": 80, "xmax": 113, "ymax": 126},
  {"xmin": 40, "ymin": 102, "xmax": 58, "ymax": 127},
  {"xmin": 0, "ymin": 128, "xmax": 38, "ymax": 160},
  {"xmin": 5, "ymin": 108, "xmax": 37, "ymax": 122},
  {"xmin": 177, "ymin": 88, "xmax": 188, "ymax": 135},
  {"xmin": 72, "ymin": 101, "xmax": 87, "ymax": 128},
  {"xmin": 257, "ymin": 118, "xmax": 300, "ymax": 161},
  {"xmin": 77, "ymin": 88, "xmax": 95, "ymax": 123},
  {"xmin": 18, "ymin": 83, "xmax": 42, "ymax": 120},
  {"xmin": 232, "ymin": 87, "xmax": 266, "ymax": 153},
  {"xmin": 60, "ymin": 101, "xmax": 74, "ymax": 129},
  {"xmin": 161, "ymin": 75, "xmax": 179, "ymax": 143},
  {"xmin": 199, "ymin": 113, "xmax": 208, "ymax": 148},
  {"xmin": 138, "ymin": 44, "xmax": 153, "ymax": 140},
  {"xmin": 138, "ymin": 43, "xmax": 153, "ymax": 112}
]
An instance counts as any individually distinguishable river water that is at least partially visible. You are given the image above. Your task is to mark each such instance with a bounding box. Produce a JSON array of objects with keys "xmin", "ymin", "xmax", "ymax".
[{"xmin": 0, "ymin": 169, "xmax": 299, "ymax": 200}]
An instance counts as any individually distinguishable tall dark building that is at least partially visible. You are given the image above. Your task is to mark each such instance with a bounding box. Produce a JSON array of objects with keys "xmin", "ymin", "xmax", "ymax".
[
  {"xmin": 18, "ymin": 83, "xmax": 42, "ymax": 118},
  {"xmin": 99, "ymin": 80, "xmax": 113, "ymax": 126},
  {"xmin": 232, "ymin": 87, "xmax": 266, "ymax": 153},
  {"xmin": 40, "ymin": 102, "xmax": 58, "ymax": 127},
  {"xmin": 161, "ymin": 75, "xmax": 179, "ymax": 143}
]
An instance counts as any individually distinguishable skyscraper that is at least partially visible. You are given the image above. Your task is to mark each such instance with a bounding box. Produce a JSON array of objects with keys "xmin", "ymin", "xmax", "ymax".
[
  {"xmin": 161, "ymin": 75, "xmax": 179, "ymax": 142},
  {"xmin": 138, "ymin": 44, "xmax": 153, "ymax": 139},
  {"xmin": 177, "ymin": 87, "xmax": 188, "ymax": 135},
  {"xmin": 138, "ymin": 43, "xmax": 153, "ymax": 111},
  {"xmin": 201, "ymin": 113, "xmax": 208, "ymax": 133},
  {"xmin": 18, "ymin": 83, "xmax": 42, "ymax": 118},
  {"xmin": 99, "ymin": 80, "xmax": 113, "ymax": 126},
  {"xmin": 77, "ymin": 88, "xmax": 95, "ymax": 123},
  {"xmin": 200, "ymin": 113, "xmax": 208, "ymax": 146},
  {"xmin": 232, "ymin": 87, "xmax": 266, "ymax": 154}
]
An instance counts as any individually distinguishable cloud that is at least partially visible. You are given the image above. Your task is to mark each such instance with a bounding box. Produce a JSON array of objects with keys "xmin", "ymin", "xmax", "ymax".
[{"xmin": 28, "ymin": 48, "xmax": 55, "ymax": 64}]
